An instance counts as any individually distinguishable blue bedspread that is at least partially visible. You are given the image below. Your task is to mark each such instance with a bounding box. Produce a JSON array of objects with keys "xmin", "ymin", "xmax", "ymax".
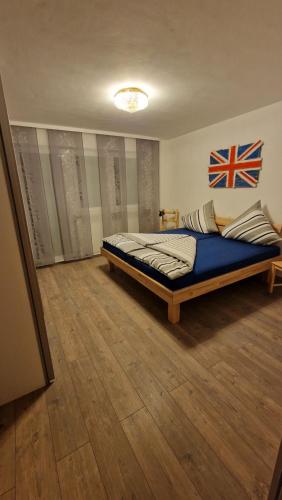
[{"xmin": 102, "ymin": 228, "xmax": 280, "ymax": 291}]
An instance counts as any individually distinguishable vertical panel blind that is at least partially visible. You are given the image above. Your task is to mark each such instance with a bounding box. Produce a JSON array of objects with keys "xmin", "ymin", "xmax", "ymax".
[
  {"xmin": 48, "ymin": 130, "xmax": 93, "ymax": 261},
  {"xmin": 12, "ymin": 126, "xmax": 54, "ymax": 266},
  {"xmin": 96, "ymin": 134, "xmax": 128, "ymax": 237},
  {"xmin": 136, "ymin": 139, "xmax": 160, "ymax": 232},
  {"xmin": 12, "ymin": 126, "xmax": 160, "ymax": 267}
]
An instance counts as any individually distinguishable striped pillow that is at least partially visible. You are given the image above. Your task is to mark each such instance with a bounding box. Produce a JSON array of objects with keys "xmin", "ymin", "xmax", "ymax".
[
  {"xmin": 222, "ymin": 208, "xmax": 281, "ymax": 245},
  {"xmin": 182, "ymin": 200, "xmax": 218, "ymax": 234},
  {"xmin": 237, "ymin": 200, "xmax": 261, "ymax": 216}
]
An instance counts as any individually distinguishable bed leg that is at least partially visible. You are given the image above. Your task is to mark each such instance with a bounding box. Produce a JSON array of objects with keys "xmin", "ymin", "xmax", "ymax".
[
  {"xmin": 168, "ymin": 303, "xmax": 180, "ymax": 324},
  {"xmin": 109, "ymin": 261, "xmax": 115, "ymax": 272},
  {"xmin": 268, "ymin": 264, "xmax": 275, "ymax": 294}
]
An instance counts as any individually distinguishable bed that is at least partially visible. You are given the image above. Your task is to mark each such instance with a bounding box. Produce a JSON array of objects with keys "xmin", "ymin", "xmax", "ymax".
[{"xmin": 101, "ymin": 217, "xmax": 281, "ymax": 324}]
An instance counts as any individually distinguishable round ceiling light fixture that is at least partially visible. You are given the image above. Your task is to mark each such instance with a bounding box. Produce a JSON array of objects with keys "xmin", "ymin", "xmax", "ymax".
[{"xmin": 114, "ymin": 87, "xmax": 149, "ymax": 113}]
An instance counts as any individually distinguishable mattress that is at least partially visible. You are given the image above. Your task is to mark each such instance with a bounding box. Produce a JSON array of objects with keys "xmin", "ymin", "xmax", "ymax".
[{"xmin": 102, "ymin": 228, "xmax": 280, "ymax": 291}]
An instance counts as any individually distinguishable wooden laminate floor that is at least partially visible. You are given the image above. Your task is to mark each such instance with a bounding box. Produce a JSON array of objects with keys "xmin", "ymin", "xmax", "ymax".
[{"xmin": 1, "ymin": 256, "xmax": 282, "ymax": 499}]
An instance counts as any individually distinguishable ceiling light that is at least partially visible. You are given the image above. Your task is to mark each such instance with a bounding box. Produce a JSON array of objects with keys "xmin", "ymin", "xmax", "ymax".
[{"xmin": 114, "ymin": 87, "xmax": 148, "ymax": 113}]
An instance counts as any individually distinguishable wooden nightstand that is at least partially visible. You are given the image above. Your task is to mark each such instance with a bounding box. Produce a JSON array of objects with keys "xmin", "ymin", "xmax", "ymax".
[{"xmin": 268, "ymin": 261, "xmax": 282, "ymax": 293}]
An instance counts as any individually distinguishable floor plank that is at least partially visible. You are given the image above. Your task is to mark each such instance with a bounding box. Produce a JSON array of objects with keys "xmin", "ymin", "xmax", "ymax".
[
  {"xmin": 123, "ymin": 356, "xmax": 246, "ymax": 499},
  {"xmin": 46, "ymin": 336, "xmax": 89, "ymax": 461},
  {"xmin": 172, "ymin": 379, "xmax": 271, "ymax": 498},
  {"xmin": 175, "ymin": 348, "xmax": 279, "ymax": 467},
  {"xmin": 50, "ymin": 299, "xmax": 88, "ymax": 362},
  {"xmin": 122, "ymin": 407, "xmax": 201, "ymax": 499},
  {"xmin": 0, "ymin": 490, "xmax": 15, "ymax": 500},
  {"xmin": 84, "ymin": 307, "xmax": 246, "ymax": 500},
  {"xmin": 215, "ymin": 344, "xmax": 282, "ymax": 406},
  {"xmin": 239, "ymin": 342, "xmax": 282, "ymax": 379},
  {"xmin": 14, "ymin": 258, "xmax": 279, "ymax": 500},
  {"xmin": 15, "ymin": 391, "xmax": 61, "ymax": 500},
  {"xmin": 70, "ymin": 356, "xmax": 153, "ymax": 499},
  {"xmin": 211, "ymin": 361, "xmax": 282, "ymax": 439},
  {"xmin": 57, "ymin": 443, "xmax": 107, "ymax": 500},
  {"xmin": 76, "ymin": 274, "xmax": 188, "ymax": 392},
  {"xmin": 73, "ymin": 311, "xmax": 144, "ymax": 420}
]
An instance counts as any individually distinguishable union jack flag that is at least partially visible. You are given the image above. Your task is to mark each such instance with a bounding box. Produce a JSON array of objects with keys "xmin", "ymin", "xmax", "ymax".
[{"xmin": 209, "ymin": 140, "xmax": 263, "ymax": 188}]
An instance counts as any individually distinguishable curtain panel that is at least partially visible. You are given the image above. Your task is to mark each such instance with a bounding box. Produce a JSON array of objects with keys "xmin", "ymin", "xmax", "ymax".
[
  {"xmin": 136, "ymin": 139, "xmax": 160, "ymax": 232},
  {"xmin": 11, "ymin": 126, "xmax": 55, "ymax": 267},
  {"xmin": 12, "ymin": 126, "xmax": 160, "ymax": 267},
  {"xmin": 96, "ymin": 134, "xmax": 128, "ymax": 237},
  {"xmin": 47, "ymin": 130, "xmax": 93, "ymax": 261}
]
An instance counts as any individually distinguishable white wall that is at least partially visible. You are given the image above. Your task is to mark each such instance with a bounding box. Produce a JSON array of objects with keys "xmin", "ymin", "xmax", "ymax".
[{"xmin": 160, "ymin": 101, "xmax": 282, "ymax": 223}]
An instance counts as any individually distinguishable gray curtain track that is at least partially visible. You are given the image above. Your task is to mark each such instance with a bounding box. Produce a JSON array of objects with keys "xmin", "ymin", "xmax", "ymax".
[
  {"xmin": 96, "ymin": 134, "xmax": 128, "ymax": 237},
  {"xmin": 136, "ymin": 139, "xmax": 160, "ymax": 232},
  {"xmin": 48, "ymin": 130, "xmax": 93, "ymax": 261},
  {"xmin": 11, "ymin": 126, "xmax": 55, "ymax": 267}
]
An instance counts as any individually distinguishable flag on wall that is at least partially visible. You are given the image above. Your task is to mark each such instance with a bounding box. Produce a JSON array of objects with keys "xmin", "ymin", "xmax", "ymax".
[{"xmin": 209, "ymin": 140, "xmax": 263, "ymax": 188}]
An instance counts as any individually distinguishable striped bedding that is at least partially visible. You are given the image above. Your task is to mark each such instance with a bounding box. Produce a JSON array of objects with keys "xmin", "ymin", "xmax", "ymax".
[{"xmin": 103, "ymin": 233, "xmax": 197, "ymax": 279}]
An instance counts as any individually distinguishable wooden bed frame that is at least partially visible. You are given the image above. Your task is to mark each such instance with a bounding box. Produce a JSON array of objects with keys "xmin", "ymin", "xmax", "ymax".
[{"xmin": 101, "ymin": 217, "xmax": 282, "ymax": 324}]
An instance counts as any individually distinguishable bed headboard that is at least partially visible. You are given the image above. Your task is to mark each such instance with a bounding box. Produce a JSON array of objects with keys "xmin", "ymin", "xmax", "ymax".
[{"xmin": 215, "ymin": 216, "xmax": 282, "ymax": 235}]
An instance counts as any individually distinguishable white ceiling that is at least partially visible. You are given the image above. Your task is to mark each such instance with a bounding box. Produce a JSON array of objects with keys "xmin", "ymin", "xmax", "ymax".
[{"xmin": 1, "ymin": 0, "xmax": 282, "ymax": 139}]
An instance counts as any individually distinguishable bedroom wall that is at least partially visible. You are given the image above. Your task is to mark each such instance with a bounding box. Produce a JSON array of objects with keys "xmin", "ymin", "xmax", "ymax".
[{"xmin": 160, "ymin": 100, "xmax": 282, "ymax": 223}]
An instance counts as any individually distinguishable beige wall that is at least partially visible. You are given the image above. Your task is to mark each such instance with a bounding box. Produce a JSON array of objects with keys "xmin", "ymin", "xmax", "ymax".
[
  {"xmin": 0, "ymin": 151, "xmax": 45, "ymax": 406},
  {"xmin": 160, "ymin": 100, "xmax": 282, "ymax": 223}
]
